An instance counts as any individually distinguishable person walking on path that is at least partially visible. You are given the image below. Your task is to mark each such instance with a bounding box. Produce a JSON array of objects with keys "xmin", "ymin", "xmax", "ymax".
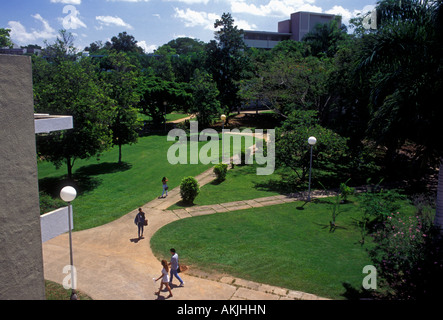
[
  {"xmin": 155, "ymin": 260, "xmax": 173, "ymax": 298},
  {"xmin": 161, "ymin": 177, "xmax": 169, "ymax": 198},
  {"xmin": 134, "ymin": 208, "xmax": 146, "ymax": 239},
  {"xmin": 169, "ymin": 248, "xmax": 184, "ymax": 287}
]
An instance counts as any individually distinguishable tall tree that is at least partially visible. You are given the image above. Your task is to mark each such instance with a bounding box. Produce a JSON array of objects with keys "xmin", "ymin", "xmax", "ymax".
[
  {"xmin": 275, "ymin": 110, "xmax": 348, "ymax": 187},
  {"xmin": 206, "ymin": 13, "xmax": 250, "ymax": 115},
  {"xmin": 189, "ymin": 69, "xmax": 222, "ymax": 126},
  {"xmin": 43, "ymin": 29, "xmax": 77, "ymax": 63},
  {"xmin": 101, "ymin": 51, "xmax": 141, "ymax": 163},
  {"xmin": 240, "ymin": 50, "xmax": 331, "ymax": 118},
  {"xmin": 357, "ymin": 0, "xmax": 443, "ymax": 232},
  {"xmin": 302, "ymin": 16, "xmax": 350, "ymax": 58},
  {"xmin": 33, "ymin": 56, "xmax": 114, "ymax": 179},
  {"xmin": 106, "ymin": 31, "xmax": 143, "ymax": 53},
  {"xmin": 0, "ymin": 28, "xmax": 13, "ymax": 48},
  {"xmin": 137, "ymin": 73, "xmax": 192, "ymax": 128}
]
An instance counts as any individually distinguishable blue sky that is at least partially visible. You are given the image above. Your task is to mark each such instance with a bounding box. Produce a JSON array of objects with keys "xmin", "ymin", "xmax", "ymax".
[{"xmin": 1, "ymin": 0, "xmax": 377, "ymax": 53}]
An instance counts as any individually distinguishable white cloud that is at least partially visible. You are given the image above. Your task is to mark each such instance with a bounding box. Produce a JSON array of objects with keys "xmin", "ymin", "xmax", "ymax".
[
  {"xmin": 174, "ymin": 7, "xmax": 256, "ymax": 32},
  {"xmin": 164, "ymin": 0, "xmax": 210, "ymax": 4},
  {"xmin": 234, "ymin": 18, "xmax": 257, "ymax": 30},
  {"xmin": 50, "ymin": 0, "xmax": 82, "ymax": 4},
  {"xmin": 326, "ymin": 4, "xmax": 377, "ymax": 26},
  {"xmin": 174, "ymin": 8, "xmax": 219, "ymax": 30},
  {"xmin": 96, "ymin": 15, "xmax": 133, "ymax": 30},
  {"xmin": 228, "ymin": 1, "xmax": 377, "ymax": 28},
  {"xmin": 8, "ymin": 14, "xmax": 57, "ymax": 45},
  {"xmin": 137, "ymin": 40, "xmax": 157, "ymax": 53},
  {"xmin": 105, "ymin": 0, "xmax": 150, "ymax": 2},
  {"xmin": 228, "ymin": 0, "xmax": 321, "ymax": 17}
]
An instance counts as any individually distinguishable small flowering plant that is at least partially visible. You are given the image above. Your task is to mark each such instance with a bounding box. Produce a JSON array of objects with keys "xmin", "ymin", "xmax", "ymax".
[{"xmin": 370, "ymin": 211, "xmax": 443, "ymax": 299}]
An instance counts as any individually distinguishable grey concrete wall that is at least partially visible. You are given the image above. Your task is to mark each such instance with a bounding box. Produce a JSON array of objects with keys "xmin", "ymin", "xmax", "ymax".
[{"xmin": 0, "ymin": 55, "xmax": 45, "ymax": 299}]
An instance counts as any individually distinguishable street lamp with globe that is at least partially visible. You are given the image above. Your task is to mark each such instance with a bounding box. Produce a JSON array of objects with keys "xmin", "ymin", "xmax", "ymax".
[
  {"xmin": 60, "ymin": 186, "xmax": 78, "ymax": 300},
  {"xmin": 307, "ymin": 136, "xmax": 317, "ymax": 202}
]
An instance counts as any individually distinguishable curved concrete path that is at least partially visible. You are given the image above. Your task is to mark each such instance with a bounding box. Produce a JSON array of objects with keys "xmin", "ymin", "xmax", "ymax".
[
  {"xmin": 42, "ymin": 133, "xmax": 332, "ymax": 300},
  {"xmin": 42, "ymin": 164, "xmax": 332, "ymax": 300}
]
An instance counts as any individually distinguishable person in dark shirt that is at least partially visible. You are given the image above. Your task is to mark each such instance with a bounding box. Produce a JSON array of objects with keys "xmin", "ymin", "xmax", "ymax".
[{"xmin": 134, "ymin": 208, "xmax": 146, "ymax": 239}]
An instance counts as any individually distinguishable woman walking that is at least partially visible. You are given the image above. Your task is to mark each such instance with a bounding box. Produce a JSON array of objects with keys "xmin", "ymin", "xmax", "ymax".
[
  {"xmin": 155, "ymin": 260, "xmax": 173, "ymax": 298},
  {"xmin": 161, "ymin": 177, "xmax": 168, "ymax": 198}
]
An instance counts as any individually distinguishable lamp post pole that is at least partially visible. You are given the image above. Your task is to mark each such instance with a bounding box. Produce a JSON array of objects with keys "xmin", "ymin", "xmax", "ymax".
[
  {"xmin": 307, "ymin": 136, "xmax": 317, "ymax": 202},
  {"xmin": 67, "ymin": 201, "xmax": 76, "ymax": 299},
  {"xmin": 60, "ymin": 186, "xmax": 77, "ymax": 300},
  {"xmin": 164, "ymin": 101, "xmax": 167, "ymax": 132}
]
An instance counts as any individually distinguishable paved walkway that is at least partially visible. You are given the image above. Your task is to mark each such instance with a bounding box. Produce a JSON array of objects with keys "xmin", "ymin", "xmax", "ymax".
[
  {"xmin": 42, "ymin": 162, "xmax": 333, "ymax": 300},
  {"xmin": 42, "ymin": 133, "xmax": 332, "ymax": 300}
]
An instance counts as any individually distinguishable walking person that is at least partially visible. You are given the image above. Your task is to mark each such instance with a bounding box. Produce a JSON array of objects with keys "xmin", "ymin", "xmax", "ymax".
[
  {"xmin": 155, "ymin": 260, "xmax": 173, "ymax": 298},
  {"xmin": 169, "ymin": 248, "xmax": 184, "ymax": 287},
  {"xmin": 161, "ymin": 177, "xmax": 168, "ymax": 198},
  {"xmin": 134, "ymin": 208, "xmax": 146, "ymax": 239}
]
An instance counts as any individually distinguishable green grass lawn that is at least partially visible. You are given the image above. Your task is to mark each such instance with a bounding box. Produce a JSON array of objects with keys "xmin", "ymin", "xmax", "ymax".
[
  {"xmin": 38, "ymin": 133, "xmax": 257, "ymax": 231},
  {"xmin": 38, "ymin": 135, "xmax": 215, "ymax": 231},
  {"xmin": 152, "ymin": 196, "xmax": 416, "ymax": 300},
  {"xmin": 45, "ymin": 280, "xmax": 92, "ymax": 300},
  {"xmin": 168, "ymin": 163, "xmax": 286, "ymax": 209}
]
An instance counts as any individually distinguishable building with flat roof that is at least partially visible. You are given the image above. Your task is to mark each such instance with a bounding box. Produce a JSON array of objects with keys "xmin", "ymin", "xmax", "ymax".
[{"xmin": 243, "ymin": 11, "xmax": 338, "ymax": 49}]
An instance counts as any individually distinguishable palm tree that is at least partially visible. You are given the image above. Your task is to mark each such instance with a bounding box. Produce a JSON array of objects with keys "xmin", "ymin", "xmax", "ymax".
[{"xmin": 357, "ymin": 0, "xmax": 443, "ymax": 233}]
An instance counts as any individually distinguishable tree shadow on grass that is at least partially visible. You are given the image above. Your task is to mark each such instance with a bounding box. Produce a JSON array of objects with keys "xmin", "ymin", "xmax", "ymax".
[
  {"xmin": 172, "ymin": 200, "xmax": 195, "ymax": 208},
  {"xmin": 341, "ymin": 282, "xmax": 376, "ymax": 300},
  {"xmin": 39, "ymin": 161, "xmax": 132, "ymax": 198},
  {"xmin": 38, "ymin": 175, "xmax": 101, "ymax": 199},
  {"xmin": 253, "ymin": 179, "xmax": 293, "ymax": 194},
  {"xmin": 75, "ymin": 161, "xmax": 132, "ymax": 176}
]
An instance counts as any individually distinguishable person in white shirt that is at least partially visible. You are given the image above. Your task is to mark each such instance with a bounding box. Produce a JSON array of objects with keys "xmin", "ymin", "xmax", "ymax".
[
  {"xmin": 169, "ymin": 248, "xmax": 184, "ymax": 287},
  {"xmin": 155, "ymin": 259, "xmax": 173, "ymax": 298}
]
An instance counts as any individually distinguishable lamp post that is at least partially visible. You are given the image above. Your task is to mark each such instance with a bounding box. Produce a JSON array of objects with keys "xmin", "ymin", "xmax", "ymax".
[
  {"xmin": 307, "ymin": 136, "xmax": 317, "ymax": 202},
  {"xmin": 163, "ymin": 101, "xmax": 167, "ymax": 132},
  {"xmin": 221, "ymin": 114, "xmax": 226, "ymax": 163},
  {"xmin": 60, "ymin": 186, "xmax": 77, "ymax": 300}
]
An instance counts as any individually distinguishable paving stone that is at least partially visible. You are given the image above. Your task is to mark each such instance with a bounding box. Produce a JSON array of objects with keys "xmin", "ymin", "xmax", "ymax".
[
  {"xmin": 211, "ymin": 204, "xmax": 230, "ymax": 213},
  {"xmin": 287, "ymin": 290, "xmax": 304, "ymax": 300},
  {"xmin": 189, "ymin": 209, "xmax": 217, "ymax": 216},
  {"xmin": 234, "ymin": 278, "xmax": 261, "ymax": 290},
  {"xmin": 257, "ymin": 284, "xmax": 275, "ymax": 294},
  {"xmin": 272, "ymin": 287, "xmax": 288, "ymax": 296},
  {"xmin": 222, "ymin": 204, "xmax": 253, "ymax": 211},
  {"xmin": 187, "ymin": 205, "xmax": 216, "ymax": 213},
  {"xmin": 233, "ymin": 287, "xmax": 280, "ymax": 300},
  {"xmin": 301, "ymin": 293, "xmax": 319, "ymax": 300},
  {"xmin": 256, "ymin": 199, "xmax": 285, "ymax": 207},
  {"xmin": 280, "ymin": 197, "xmax": 299, "ymax": 203},
  {"xmin": 171, "ymin": 209, "xmax": 192, "ymax": 219},
  {"xmin": 220, "ymin": 276, "xmax": 235, "ymax": 285},
  {"xmin": 254, "ymin": 196, "xmax": 282, "ymax": 203},
  {"xmin": 244, "ymin": 200, "xmax": 264, "ymax": 207},
  {"xmin": 221, "ymin": 200, "xmax": 249, "ymax": 208}
]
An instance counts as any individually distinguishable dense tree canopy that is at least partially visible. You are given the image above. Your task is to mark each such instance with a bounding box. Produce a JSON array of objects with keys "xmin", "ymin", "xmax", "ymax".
[{"xmin": 29, "ymin": 5, "xmax": 443, "ymax": 225}]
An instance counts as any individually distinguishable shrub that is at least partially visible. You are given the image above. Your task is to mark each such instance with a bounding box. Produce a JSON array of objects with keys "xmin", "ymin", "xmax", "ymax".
[
  {"xmin": 39, "ymin": 191, "xmax": 66, "ymax": 215},
  {"xmin": 369, "ymin": 211, "xmax": 443, "ymax": 299},
  {"xmin": 213, "ymin": 163, "xmax": 228, "ymax": 182},
  {"xmin": 180, "ymin": 176, "xmax": 200, "ymax": 204},
  {"xmin": 359, "ymin": 188, "xmax": 405, "ymax": 222},
  {"xmin": 339, "ymin": 180, "xmax": 355, "ymax": 202}
]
